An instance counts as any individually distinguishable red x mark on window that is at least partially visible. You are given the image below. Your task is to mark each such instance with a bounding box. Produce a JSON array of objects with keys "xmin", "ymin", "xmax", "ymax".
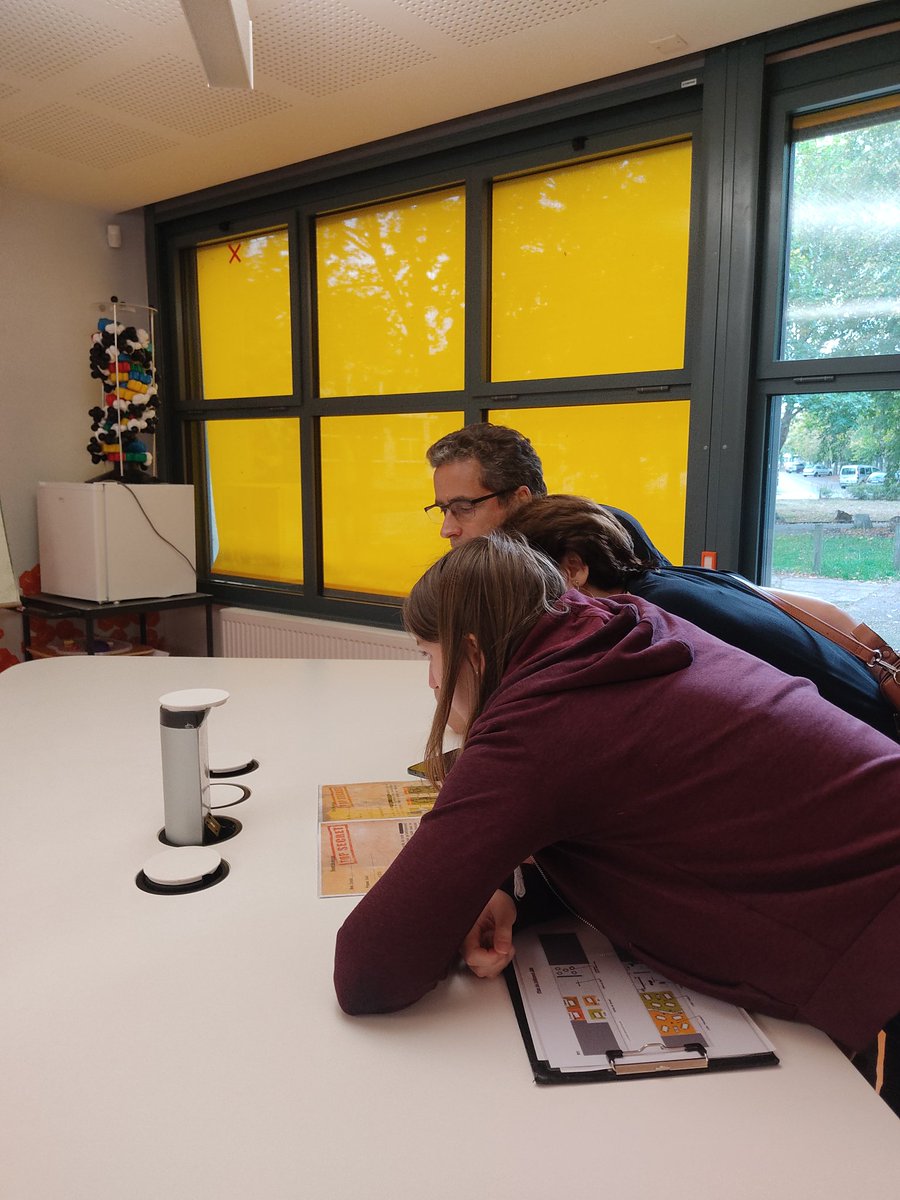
[{"xmin": 228, "ymin": 243, "xmax": 242, "ymax": 263}]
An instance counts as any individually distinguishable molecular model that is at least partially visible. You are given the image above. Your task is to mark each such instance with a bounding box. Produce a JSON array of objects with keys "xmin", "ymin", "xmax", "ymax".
[{"xmin": 87, "ymin": 317, "xmax": 158, "ymax": 474}]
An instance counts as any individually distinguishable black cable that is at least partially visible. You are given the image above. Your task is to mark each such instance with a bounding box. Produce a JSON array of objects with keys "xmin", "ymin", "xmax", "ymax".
[{"xmin": 119, "ymin": 482, "xmax": 196, "ymax": 573}]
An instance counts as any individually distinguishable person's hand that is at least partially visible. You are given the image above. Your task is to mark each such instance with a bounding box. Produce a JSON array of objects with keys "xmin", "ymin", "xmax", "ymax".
[{"xmin": 460, "ymin": 890, "xmax": 517, "ymax": 979}]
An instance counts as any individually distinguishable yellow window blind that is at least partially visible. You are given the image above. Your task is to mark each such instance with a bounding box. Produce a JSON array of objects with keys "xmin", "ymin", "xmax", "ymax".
[
  {"xmin": 206, "ymin": 418, "xmax": 303, "ymax": 584},
  {"xmin": 491, "ymin": 140, "xmax": 692, "ymax": 381},
  {"xmin": 320, "ymin": 411, "xmax": 464, "ymax": 595},
  {"xmin": 196, "ymin": 230, "xmax": 293, "ymax": 400},
  {"xmin": 493, "ymin": 401, "xmax": 689, "ymax": 563},
  {"xmin": 316, "ymin": 189, "xmax": 465, "ymax": 398}
]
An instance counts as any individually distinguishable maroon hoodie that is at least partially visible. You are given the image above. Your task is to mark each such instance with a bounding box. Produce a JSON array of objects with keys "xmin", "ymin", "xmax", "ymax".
[{"xmin": 334, "ymin": 592, "xmax": 900, "ymax": 1050}]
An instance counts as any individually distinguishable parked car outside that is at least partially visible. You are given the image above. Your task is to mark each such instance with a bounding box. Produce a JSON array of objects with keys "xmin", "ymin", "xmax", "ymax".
[
  {"xmin": 867, "ymin": 471, "xmax": 887, "ymax": 485},
  {"xmin": 784, "ymin": 460, "xmax": 806, "ymax": 473},
  {"xmin": 803, "ymin": 463, "xmax": 831, "ymax": 476},
  {"xmin": 839, "ymin": 464, "xmax": 876, "ymax": 487}
]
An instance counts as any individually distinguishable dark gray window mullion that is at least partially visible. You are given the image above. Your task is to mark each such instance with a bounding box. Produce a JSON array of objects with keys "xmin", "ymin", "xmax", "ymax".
[
  {"xmin": 295, "ymin": 209, "xmax": 321, "ymax": 597},
  {"xmin": 691, "ymin": 41, "xmax": 766, "ymax": 573},
  {"xmin": 463, "ymin": 171, "xmax": 490, "ymax": 427}
]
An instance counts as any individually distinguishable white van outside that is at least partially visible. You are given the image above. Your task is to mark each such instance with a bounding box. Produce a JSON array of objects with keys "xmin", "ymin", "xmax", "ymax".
[{"xmin": 839, "ymin": 464, "xmax": 876, "ymax": 487}]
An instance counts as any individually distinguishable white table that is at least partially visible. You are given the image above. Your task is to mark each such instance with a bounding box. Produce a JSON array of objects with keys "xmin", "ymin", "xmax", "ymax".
[{"xmin": 3, "ymin": 656, "xmax": 900, "ymax": 1200}]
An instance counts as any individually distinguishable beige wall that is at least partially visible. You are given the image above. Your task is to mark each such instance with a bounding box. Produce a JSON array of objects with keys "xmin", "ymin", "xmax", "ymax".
[
  {"xmin": 0, "ymin": 186, "xmax": 148, "ymax": 658},
  {"xmin": 0, "ymin": 185, "xmax": 148, "ymax": 577}
]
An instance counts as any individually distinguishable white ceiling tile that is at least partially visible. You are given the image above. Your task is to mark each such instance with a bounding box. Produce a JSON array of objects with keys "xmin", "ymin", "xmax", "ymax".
[
  {"xmin": 78, "ymin": 53, "xmax": 291, "ymax": 136},
  {"xmin": 0, "ymin": 0, "xmax": 882, "ymax": 209},
  {"xmin": 255, "ymin": 0, "xmax": 434, "ymax": 95},
  {"xmin": 0, "ymin": 101, "xmax": 178, "ymax": 167},
  {"xmin": 0, "ymin": 0, "xmax": 130, "ymax": 79},
  {"xmin": 393, "ymin": 0, "xmax": 605, "ymax": 47}
]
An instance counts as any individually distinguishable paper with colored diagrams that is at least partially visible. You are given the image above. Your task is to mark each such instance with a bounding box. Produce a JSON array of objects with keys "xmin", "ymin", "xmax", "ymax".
[
  {"xmin": 506, "ymin": 918, "xmax": 778, "ymax": 1083},
  {"xmin": 318, "ymin": 780, "xmax": 438, "ymax": 897}
]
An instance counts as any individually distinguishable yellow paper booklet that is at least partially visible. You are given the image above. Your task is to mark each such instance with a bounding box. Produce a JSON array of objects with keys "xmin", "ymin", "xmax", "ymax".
[
  {"xmin": 318, "ymin": 780, "xmax": 439, "ymax": 898},
  {"xmin": 319, "ymin": 779, "xmax": 438, "ymax": 822}
]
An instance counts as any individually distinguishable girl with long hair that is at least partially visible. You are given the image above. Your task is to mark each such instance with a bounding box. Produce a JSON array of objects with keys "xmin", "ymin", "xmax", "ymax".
[{"xmin": 334, "ymin": 532, "xmax": 900, "ymax": 1109}]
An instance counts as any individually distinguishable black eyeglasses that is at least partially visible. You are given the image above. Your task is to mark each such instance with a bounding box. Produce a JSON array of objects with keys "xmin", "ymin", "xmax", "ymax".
[{"xmin": 423, "ymin": 490, "xmax": 509, "ymax": 523}]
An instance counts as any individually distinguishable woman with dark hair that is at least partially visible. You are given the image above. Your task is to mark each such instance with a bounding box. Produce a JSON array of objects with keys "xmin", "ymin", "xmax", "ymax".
[
  {"xmin": 503, "ymin": 494, "xmax": 898, "ymax": 741},
  {"xmin": 334, "ymin": 532, "xmax": 900, "ymax": 1113}
]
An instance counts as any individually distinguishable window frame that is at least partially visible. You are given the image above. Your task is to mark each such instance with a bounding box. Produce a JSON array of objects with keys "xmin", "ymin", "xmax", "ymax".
[
  {"xmin": 146, "ymin": 8, "xmax": 900, "ymax": 625},
  {"xmin": 743, "ymin": 31, "xmax": 900, "ymax": 582},
  {"xmin": 756, "ymin": 55, "xmax": 900, "ymax": 382},
  {"xmin": 155, "ymin": 80, "xmax": 706, "ymax": 622}
]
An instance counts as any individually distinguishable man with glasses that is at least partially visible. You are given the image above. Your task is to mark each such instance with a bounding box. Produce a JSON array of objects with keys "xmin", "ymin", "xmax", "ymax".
[{"xmin": 425, "ymin": 422, "xmax": 668, "ymax": 563}]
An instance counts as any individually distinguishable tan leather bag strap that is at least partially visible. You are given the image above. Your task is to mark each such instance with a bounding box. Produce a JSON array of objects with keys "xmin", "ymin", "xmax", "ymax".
[
  {"xmin": 763, "ymin": 591, "xmax": 875, "ymax": 663},
  {"xmin": 761, "ymin": 590, "xmax": 900, "ymax": 693}
]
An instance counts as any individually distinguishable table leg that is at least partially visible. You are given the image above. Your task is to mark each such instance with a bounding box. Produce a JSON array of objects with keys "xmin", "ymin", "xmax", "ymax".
[
  {"xmin": 21, "ymin": 609, "xmax": 32, "ymax": 661},
  {"xmin": 85, "ymin": 619, "xmax": 96, "ymax": 655}
]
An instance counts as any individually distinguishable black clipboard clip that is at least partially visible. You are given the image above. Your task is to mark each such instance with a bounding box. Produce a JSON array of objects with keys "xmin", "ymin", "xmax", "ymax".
[{"xmin": 607, "ymin": 1043, "xmax": 709, "ymax": 1076}]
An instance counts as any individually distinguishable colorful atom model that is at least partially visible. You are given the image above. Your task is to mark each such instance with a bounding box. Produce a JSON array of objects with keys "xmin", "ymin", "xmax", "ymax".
[{"xmin": 87, "ymin": 317, "xmax": 158, "ymax": 474}]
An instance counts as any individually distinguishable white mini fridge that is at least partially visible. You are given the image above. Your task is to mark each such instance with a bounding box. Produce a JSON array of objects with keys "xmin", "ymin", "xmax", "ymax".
[{"xmin": 37, "ymin": 482, "xmax": 197, "ymax": 602}]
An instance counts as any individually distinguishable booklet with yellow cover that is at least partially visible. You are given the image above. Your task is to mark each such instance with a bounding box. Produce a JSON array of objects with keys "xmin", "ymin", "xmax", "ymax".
[{"xmin": 318, "ymin": 780, "xmax": 438, "ymax": 897}]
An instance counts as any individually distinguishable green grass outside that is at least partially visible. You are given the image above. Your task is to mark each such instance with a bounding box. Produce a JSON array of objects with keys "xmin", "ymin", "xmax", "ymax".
[{"xmin": 772, "ymin": 530, "xmax": 897, "ymax": 581}]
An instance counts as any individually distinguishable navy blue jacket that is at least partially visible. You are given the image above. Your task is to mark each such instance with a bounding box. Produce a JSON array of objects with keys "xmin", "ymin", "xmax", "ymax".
[{"xmin": 627, "ymin": 566, "xmax": 897, "ymax": 740}]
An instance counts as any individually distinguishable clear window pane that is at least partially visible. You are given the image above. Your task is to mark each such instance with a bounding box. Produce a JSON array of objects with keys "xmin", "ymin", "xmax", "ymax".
[
  {"xmin": 491, "ymin": 139, "xmax": 692, "ymax": 382},
  {"xmin": 316, "ymin": 189, "xmax": 466, "ymax": 398},
  {"xmin": 767, "ymin": 392, "xmax": 900, "ymax": 642},
  {"xmin": 781, "ymin": 95, "xmax": 900, "ymax": 360},
  {"xmin": 196, "ymin": 230, "xmax": 293, "ymax": 399},
  {"xmin": 492, "ymin": 401, "xmax": 689, "ymax": 563},
  {"xmin": 321, "ymin": 411, "xmax": 464, "ymax": 595},
  {"xmin": 205, "ymin": 418, "xmax": 303, "ymax": 584}
]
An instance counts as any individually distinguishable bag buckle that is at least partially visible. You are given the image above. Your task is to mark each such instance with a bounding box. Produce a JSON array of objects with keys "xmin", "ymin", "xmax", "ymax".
[{"xmin": 871, "ymin": 653, "xmax": 900, "ymax": 683}]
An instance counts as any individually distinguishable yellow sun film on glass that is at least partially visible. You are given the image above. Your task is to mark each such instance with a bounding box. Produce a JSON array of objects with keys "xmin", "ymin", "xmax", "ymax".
[
  {"xmin": 321, "ymin": 411, "xmax": 464, "ymax": 595},
  {"xmin": 196, "ymin": 229, "xmax": 292, "ymax": 399},
  {"xmin": 316, "ymin": 188, "xmax": 465, "ymax": 397},
  {"xmin": 792, "ymin": 93, "xmax": 900, "ymax": 133},
  {"xmin": 494, "ymin": 402, "xmax": 688, "ymax": 563},
  {"xmin": 206, "ymin": 418, "xmax": 303, "ymax": 584},
  {"xmin": 491, "ymin": 139, "xmax": 692, "ymax": 381}
]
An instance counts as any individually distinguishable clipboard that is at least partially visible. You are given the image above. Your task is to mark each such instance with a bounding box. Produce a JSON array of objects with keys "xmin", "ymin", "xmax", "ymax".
[{"xmin": 504, "ymin": 918, "xmax": 778, "ymax": 1084}]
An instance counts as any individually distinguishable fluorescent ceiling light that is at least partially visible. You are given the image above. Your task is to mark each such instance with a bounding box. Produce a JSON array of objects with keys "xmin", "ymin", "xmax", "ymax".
[{"xmin": 180, "ymin": 0, "xmax": 254, "ymax": 90}]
